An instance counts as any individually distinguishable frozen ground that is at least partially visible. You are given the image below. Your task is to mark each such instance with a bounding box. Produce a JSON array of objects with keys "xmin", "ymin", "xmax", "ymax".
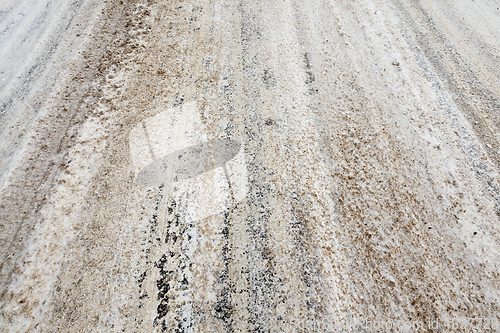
[{"xmin": 1, "ymin": 0, "xmax": 500, "ymax": 332}]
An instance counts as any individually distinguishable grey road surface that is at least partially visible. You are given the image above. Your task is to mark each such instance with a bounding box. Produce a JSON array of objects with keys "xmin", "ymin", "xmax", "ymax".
[{"xmin": 1, "ymin": 0, "xmax": 500, "ymax": 332}]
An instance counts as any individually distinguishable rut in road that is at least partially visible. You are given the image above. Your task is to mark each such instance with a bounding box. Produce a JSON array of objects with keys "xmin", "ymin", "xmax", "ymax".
[{"xmin": 0, "ymin": 0, "xmax": 499, "ymax": 332}]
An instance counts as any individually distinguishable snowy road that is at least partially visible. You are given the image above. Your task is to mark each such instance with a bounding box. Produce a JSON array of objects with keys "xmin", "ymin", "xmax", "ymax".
[{"xmin": 1, "ymin": 0, "xmax": 500, "ymax": 331}]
